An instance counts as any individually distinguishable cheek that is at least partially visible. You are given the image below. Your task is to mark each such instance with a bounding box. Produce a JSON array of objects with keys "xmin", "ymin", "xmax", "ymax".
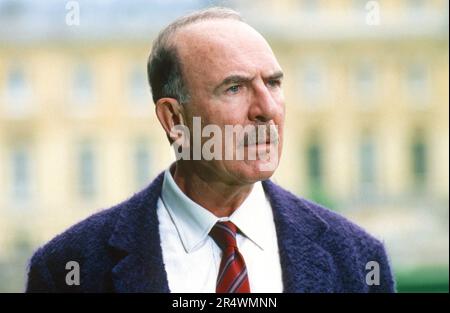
[
  {"xmin": 187, "ymin": 103, "xmax": 216, "ymax": 126},
  {"xmin": 209, "ymin": 108, "xmax": 245, "ymax": 127},
  {"xmin": 274, "ymin": 100, "xmax": 286, "ymax": 126}
]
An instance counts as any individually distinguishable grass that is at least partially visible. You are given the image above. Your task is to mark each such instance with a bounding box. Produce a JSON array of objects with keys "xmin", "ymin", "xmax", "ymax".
[{"xmin": 395, "ymin": 266, "xmax": 449, "ymax": 293}]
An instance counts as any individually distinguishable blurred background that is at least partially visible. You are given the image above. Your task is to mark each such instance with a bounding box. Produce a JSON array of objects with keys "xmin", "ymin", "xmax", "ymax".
[{"xmin": 0, "ymin": 0, "xmax": 448, "ymax": 292}]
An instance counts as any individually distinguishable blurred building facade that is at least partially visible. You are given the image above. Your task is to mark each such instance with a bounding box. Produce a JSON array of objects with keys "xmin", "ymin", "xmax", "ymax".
[{"xmin": 0, "ymin": 0, "xmax": 448, "ymax": 291}]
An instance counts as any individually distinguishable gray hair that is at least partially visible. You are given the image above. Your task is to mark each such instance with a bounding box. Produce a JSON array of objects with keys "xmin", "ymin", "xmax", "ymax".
[{"xmin": 147, "ymin": 7, "xmax": 243, "ymax": 105}]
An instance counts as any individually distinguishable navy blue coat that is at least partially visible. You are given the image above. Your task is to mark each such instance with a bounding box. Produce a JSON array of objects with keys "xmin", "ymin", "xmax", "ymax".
[{"xmin": 26, "ymin": 172, "xmax": 395, "ymax": 292}]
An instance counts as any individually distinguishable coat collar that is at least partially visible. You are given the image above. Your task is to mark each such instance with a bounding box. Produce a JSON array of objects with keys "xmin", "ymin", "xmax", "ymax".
[
  {"xmin": 108, "ymin": 171, "xmax": 170, "ymax": 292},
  {"xmin": 108, "ymin": 172, "xmax": 335, "ymax": 292},
  {"xmin": 262, "ymin": 180, "xmax": 336, "ymax": 292}
]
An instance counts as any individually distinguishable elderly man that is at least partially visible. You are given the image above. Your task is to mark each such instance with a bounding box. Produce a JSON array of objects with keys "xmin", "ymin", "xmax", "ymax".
[{"xmin": 26, "ymin": 7, "xmax": 395, "ymax": 293}]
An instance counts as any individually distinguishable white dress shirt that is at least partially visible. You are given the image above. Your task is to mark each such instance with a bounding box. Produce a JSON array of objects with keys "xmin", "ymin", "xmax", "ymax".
[{"xmin": 156, "ymin": 169, "xmax": 283, "ymax": 293}]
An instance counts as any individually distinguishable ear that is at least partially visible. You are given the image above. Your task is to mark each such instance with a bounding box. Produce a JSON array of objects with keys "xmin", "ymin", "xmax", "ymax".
[{"xmin": 155, "ymin": 97, "xmax": 185, "ymax": 143}]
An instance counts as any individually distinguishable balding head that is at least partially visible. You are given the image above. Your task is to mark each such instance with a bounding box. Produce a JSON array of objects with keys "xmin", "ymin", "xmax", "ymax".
[
  {"xmin": 147, "ymin": 7, "xmax": 244, "ymax": 105},
  {"xmin": 172, "ymin": 18, "xmax": 280, "ymax": 105}
]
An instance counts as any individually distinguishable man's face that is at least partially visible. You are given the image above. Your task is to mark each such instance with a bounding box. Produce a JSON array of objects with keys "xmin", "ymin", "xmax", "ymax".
[{"xmin": 175, "ymin": 19, "xmax": 285, "ymax": 185}]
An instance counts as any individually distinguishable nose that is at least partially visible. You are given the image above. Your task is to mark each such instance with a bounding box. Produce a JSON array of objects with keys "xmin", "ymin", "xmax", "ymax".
[{"xmin": 248, "ymin": 80, "xmax": 280, "ymax": 123}]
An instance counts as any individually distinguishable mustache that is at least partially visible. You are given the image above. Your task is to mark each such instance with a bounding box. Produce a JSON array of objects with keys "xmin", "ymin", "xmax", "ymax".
[{"xmin": 239, "ymin": 124, "xmax": 279, "ymax": 147}]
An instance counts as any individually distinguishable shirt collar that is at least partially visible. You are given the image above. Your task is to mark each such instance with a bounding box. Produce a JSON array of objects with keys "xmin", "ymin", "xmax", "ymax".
[{"xmin": 160, "ymin": 168, "xmax": 268, "ymax": 253}]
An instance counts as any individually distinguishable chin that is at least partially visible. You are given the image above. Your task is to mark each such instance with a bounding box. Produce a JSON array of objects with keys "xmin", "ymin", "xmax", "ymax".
[
  {"xmin": 223, "ymin": 143, "xmax": 282, "ymax": 184},
  {"xmin": 229, "ymin": 160, "xmax": 278, "ymax": 184}
]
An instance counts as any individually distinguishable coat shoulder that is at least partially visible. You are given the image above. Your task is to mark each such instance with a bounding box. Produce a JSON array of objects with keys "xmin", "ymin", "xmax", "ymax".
[
  {"xmin": 26, "ymin": 185, "xmax": 152, "ymax": 291},
  {"xmin": 32, "ymin": 204, "xmax": 121, "ymax": 263},
  {"xmin": 26, "ymin": 172, "xmax": 165, "ymax": 292},
  {"xmin": 26, "ymin": 203, "xmax": 123, "ymax": 292},
  {"xmin": 264, "ymin": 179, "xmax": 383, "ymax": 247},
  {"xmin": 30, "ymin": 172, "xmax": 165, "ymax": 266},
  {"xmin": 263, "ymin": 180, "xmax": 396, "ymax": 292}
]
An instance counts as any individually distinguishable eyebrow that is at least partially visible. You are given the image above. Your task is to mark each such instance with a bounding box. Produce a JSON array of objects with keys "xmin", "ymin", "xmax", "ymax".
[
  {"xmin": 267, "ymin": 70, "xmax": 284, "ymax": 81},
  {"xmin": 213, "ymin": 70, "xmax": 284, "ymax": 93}
]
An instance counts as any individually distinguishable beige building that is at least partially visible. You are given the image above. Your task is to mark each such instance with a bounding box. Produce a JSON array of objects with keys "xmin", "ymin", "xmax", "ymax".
[{"xmin": 0, "ymin": 0, "xmax": 448, "ymax": 291}]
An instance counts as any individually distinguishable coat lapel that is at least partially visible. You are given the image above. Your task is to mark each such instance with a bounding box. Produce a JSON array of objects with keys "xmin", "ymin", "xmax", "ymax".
[
  {"xmin": 108, "ymin": 172, "xmax": 170, "ymax": 292},
  {"xmin": 106, "ymin": 171, "xmax": 336, "ymax": 293},
  {"xmin": 262, "ymin": 180, "xmax": 336, "ymax": 292}
]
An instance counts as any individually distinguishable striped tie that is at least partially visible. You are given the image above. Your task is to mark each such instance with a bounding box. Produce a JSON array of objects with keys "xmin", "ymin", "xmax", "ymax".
[{"xmin": 209, "ymin": 221, "xmax": 250, "ymax": 293}]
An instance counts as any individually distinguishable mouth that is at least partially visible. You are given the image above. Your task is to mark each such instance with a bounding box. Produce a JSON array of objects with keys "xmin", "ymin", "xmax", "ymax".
[
  {"xmin": 244, "ymin": 139, "xmax": 274, "ymax": 147},
  {"xmin": 240, "ymin": 125, "xmax": 280, "ymax": 147}
]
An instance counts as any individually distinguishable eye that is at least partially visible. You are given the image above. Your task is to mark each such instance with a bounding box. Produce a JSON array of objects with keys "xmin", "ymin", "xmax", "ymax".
[
  {"xmin": 267, "ymin": 79, "xmax": 281, "ymax": 88},
  {"xmin": 226, "ymin": 85, "xmax": 242, "ymax": 94}
]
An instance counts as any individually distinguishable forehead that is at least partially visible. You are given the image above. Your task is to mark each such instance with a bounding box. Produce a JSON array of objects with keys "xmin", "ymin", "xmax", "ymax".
[{"xmin": 174, "ymin": 19, "xmax": 281, "ymax": 85}]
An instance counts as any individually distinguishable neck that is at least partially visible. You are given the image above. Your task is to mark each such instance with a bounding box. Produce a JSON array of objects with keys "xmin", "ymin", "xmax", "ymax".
[{"xmin": 171, "ymin": 162, "xmax": 254, "ymax": 217}]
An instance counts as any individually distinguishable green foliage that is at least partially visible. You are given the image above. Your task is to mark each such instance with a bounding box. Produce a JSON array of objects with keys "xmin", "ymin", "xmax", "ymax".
[
  {"xmin": 308, "ymin": 184, "xmax": 337, "ymax": 211},
  {"xmin": 395, "ymin": 266, "xmax": 449, "ymax": 293}
]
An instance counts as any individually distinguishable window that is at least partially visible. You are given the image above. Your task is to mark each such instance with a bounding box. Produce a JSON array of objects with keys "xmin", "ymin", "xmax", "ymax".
[
  {"xmin": 353, "ymin": 62, "xmax": 376, "ymax": 105},
  {"xmin": 78, "ymin": 142, "xmax": 97, "ymax": 199},
  {"xmin": 306, "ymin": 140, "xmax": 323, "ymax": 188},
  {"xmin": 406, "ymin": 63, "xmax": 429, "ymax": 106},
  {"xmin": 352, "ymin": 0, "xmax": 368, "ymax": 13},
  {"xmin": 133, "ymin": 138, "xmax": 152, "ymax": 189},
  {"xmin": 411, "ymin": 132, "xmax": 427, "ymax": 188},
  {"xmin": 300, "ymin": 62, "xmax": 326, "ymax": 106},
  {"xmin": 358, "ymin": 132, "xmax": 377, "ymax": 196},
  {"xmin": 351, "ymin": 0, "xmax": 381, "ymax": 25},
  {"xmin": 129, "ymin": 65, "xmax": 150, "ymax": 107},
  {"xmin": 406, "ymin": 0, "xmax": 425, "ymax": 16},
  {"xmin": 72, "ymin": 63, "xmax": 94, "ymax": 106},
  {"xmin": 5, "ymin": 65, "xmax": 31, "ymax": 115},
  {"xmin": 10, "ymin": 145, "xmax": 31, "ymax": 202},
  {"xmin": 302, "ymin": 0, "xmax": 319, "ymax": 13}
]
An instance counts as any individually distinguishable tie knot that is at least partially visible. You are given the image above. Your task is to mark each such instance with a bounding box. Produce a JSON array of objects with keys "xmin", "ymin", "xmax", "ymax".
[{"xmin": 209, "ymin": 221, "xmax": 238, "ymax": 251}]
